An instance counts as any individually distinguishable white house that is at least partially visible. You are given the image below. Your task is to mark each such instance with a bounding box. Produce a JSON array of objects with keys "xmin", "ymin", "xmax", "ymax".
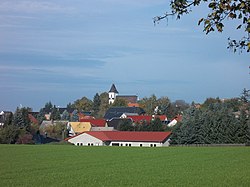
[{"xmin": 66, "ymin": 131, "xmax": 172, "ymax": 147}]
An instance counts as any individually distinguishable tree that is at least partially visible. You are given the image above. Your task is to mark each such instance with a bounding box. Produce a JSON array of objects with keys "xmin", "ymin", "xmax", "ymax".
[
  {"xmin": 44, "ymin": 101, "xmax": 53, "ymax": 113},
  {"xmin": 61, "ymin": 110, "xmax": 70, "ymax": 121},
  {"xmin": 92, "ymin": 93, "xmax": 101, "ymax": 116},
  {"xmin": 150, "ymin": 118, "xmax": 164, "ymax": 131},
  {"xmin": 154, "ymin": 0, "xmax": 250, "ymax": 52},
  {"xmin": 240, "ymin": 88, "xmax": 250, "ymax": 103},
  {"xmin": 0, "ymin": 125, "xmax": 19, "ymax": 144},
  {"xmin": 138, "ymin": 95, "xmax": 158, "ymax": 115},
  {"xmin": 112, "ymin": 98, "xmax": 128, "ymax": 107},
  {"xmin": 97, "ymin": 92, "xmax": 110, "ymax": 118},
  {"xmin": 13, "ymin": 107, "xmax": 31, "ymax": 131},
  {"xmin": 202, "ymin": 97, "xmax": 221, "ymax": 108},
  {"xmin": 71, "ymin": 109, "xmax": 79, "ymax": 122},
  {"xmin": 74, "ymin": 97, "xmax": 93, "ymax": 112},
  {"xmin": 3, "ymin": 112, "xmax": 13, "ymax": 126},
  {"xmin": 50, "ymin": 105, "xmax": 61, "ymax": 121},
  {"xmin": 37, "ymin": 108, "xmax": 46, "ymax": 125},
  {"xmin": 167, "ymin": 100, "xmax": 190, "ymax": 119},
  {"xmin": 156, "ymin": 96, "xmax": 171, "ymax": 115}
]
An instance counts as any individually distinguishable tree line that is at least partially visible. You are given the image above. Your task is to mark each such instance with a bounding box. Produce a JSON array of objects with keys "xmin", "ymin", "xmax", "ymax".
[{"xmin": 171, "ymin": 90, "xmax": 250, "ymax": 145}]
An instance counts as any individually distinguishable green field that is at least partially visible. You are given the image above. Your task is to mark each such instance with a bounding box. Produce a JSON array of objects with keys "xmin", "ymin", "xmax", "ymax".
[{"xmin": 0, "ymin": 145, "xmax": 249, "ymax": 187}]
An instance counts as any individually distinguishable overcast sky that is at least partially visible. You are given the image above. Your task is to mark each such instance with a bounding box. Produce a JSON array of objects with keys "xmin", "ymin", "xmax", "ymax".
[{"xmin": 0, "ymin": 0, "xmax": 249, "ymax": 111}]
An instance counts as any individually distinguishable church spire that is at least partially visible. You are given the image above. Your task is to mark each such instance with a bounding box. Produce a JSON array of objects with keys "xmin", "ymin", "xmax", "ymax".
[{"xmin": 109, "ymin": 84, "xmax": 119, "ymax": 94}]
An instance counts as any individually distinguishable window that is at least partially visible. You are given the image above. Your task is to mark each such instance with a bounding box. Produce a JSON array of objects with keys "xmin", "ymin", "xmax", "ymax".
[
  {"xmin": 140, "ymin": 144, "xmax": 142, "ymax": 147},
  {"xmin": 81, "ymin": 143, "xmax": 83, "ymax": 146},
  {"xmin": 120, "ymin": 144, "xmax": 123, "ymax": 146},
  {"xmin": 154, "ymin": 144, "xmax": 156, "ymax": 147},
  {"xmin": 125, "ymin": 144, "xmax": 128, "ymax": 146},
  {"xmin": 129, "ymin": 144, "xmax": 131, "ymax": 147},
  {"xmin": 91, "ymin": 143, "xmax": 93, "ymax": 146},
  {"xmin": 77, "ymin": 143, "xmax": 79, "ymax": 146},
  {"xmin": 112, "ymin": 143, "xmax": 119, "ymax": 146},
  {"xmin": 150, "ymin": 144, "xmax": 153, "ymax": 147},
  {"xmin": 88, "ymin": 143, "xmax": 90, "ymax": 146}
]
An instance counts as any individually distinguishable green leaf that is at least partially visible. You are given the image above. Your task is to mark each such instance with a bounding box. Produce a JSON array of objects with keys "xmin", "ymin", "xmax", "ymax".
[{"xmin": 208, "ymin": 2, "xmax": 216, "ymax": 9}]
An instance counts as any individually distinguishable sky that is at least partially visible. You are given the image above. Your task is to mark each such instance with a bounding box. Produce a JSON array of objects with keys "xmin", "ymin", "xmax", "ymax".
[{"xmin": 0, "ymin": 0, "xmax": 249, "ymax": 112}]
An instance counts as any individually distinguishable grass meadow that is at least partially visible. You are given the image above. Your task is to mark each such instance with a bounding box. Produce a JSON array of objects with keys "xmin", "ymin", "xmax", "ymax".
[{"xmin": 0, "ymin": 145, "xmax": 249, "ymax": 187}]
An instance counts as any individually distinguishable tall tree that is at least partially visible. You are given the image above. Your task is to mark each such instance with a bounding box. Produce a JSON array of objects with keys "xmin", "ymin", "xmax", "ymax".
[
  {"xmin": 13, "ymin": 107, "xmax": 31, "ymax": 131},
  {"xmin": 154, "ymin": 0, "xmax": 250, "ymax": 52},
  {"xmin": 44, "ymin": 101, "xmax": 53, "ymax": 113},
  {"xmin": 61, "ymin": 110, "xmax": 70, "ymax": 121},
  {"xmin": 92, "ymin": 93, "xmax": 101, "ymax": 116},
  {"xmin": 50, "ymin": 105, "xmax": 61, "ymax": 121},
  {"xmin": 71, "ymin": 109, "xmax": 79, "ymax": 122},
  {"xmin": 37, "ymin": 108, "xmax": 46, "ymax": 125},
  {"xmin": 74, "ymin": 97, "xmax": 93, "ymax": 112},
  {"xmin": 138, "ymin": 95, "xmax": 158, "ymax": 115},
  {"xmin": 97, "ymin": 92, "xmax": 110, "ymax": 118}
]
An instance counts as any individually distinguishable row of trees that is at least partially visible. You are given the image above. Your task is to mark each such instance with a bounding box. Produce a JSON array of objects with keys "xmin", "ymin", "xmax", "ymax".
[
  {"xmin": 37, "ymin": 93, "xmax": 189, "ymax": 122},
  {"xmin": 171, "ymin": 91, "xmax": 250, "ymax": 145}
]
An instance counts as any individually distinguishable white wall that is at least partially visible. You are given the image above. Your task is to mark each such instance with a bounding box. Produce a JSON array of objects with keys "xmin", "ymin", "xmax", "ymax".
[
  {"xmin": 109, "ymin": 92, "xmax": 118, "ymax": 104},
  {"xmin": 109, "ymin": 141, "xmax": 168, "ymax": 147}
]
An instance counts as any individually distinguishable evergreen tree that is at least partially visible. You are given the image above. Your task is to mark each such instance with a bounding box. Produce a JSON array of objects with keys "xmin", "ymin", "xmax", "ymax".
[
  {"xmin": 37, "ymin": 108, "xmax": 46, "ymax": 124},
  {"xmin": 93, "ymin": 93, "xmax": 101, "ymax": 111},
  {"xmin": 44, "ymin": 101, "xmax": 53, "ymax": 113},
  {"xmin": 61, "ymin": 110, "xmax": 70, "ymax": 121},
  {"xmin": 0, "ymin": 125, "xmax": 19, "ymax": 144},
  {"xmin": 71, "ymin": 109, "xmax": 79, "ymax": 122},
  {"xmin": 150, "ymin": 118, "xmax": 163, "ymax": 131},
  {"xmin": 50, "ymin": 105, "xmax": 61, "ymax": 121},
  {"xmin": 13, "ymin": 107, "xmax": 31, "ymax": 131}
]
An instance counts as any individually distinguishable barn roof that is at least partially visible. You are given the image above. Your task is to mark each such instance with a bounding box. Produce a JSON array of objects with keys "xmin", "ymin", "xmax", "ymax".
[{"xmin": 86, "ymin": 131, "xmax": 171, "ymax": 142}]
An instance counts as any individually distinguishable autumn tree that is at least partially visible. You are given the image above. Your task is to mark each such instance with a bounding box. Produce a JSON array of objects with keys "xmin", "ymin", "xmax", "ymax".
[
  {"xmin": 73, "ymin": 96, "xmax": 93, "ymax": 112},
  {"xmin": 154, "ymin": 0, "xmax": 250, "ymax": 52},
  {"xmin": 112, "ymin": 98, "xmax": 128, "ymax": 107},
  {"xmin": 97, "ymin": 92, "xmax": 110, "ymax": 118}
]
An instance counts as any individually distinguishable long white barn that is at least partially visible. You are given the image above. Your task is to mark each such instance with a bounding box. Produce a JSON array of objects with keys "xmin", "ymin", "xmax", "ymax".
[{"xmin": 66, "ymin": 131, "xmax": 171, "ymax": 147}]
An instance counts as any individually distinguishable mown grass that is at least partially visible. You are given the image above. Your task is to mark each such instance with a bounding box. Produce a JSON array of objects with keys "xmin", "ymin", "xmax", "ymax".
[{"xmin": 0, "ymin": 145, "xmax": 249, "ymax": 187}]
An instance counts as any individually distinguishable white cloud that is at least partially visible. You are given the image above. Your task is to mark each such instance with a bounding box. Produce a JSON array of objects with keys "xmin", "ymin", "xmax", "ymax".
[{"xmin": 0, "ymin": 0, "xmax": 74, "ymax": 14}]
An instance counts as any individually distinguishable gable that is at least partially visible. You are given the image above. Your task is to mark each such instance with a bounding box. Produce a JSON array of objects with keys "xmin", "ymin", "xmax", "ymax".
[{"xmin": 69, "ymin": 122, "xmax": 92, "ymax": 133}]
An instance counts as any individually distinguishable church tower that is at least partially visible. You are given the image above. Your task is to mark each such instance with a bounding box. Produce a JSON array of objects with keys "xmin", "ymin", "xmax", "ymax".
[{"xmin": 108, "ymin": 84, "xmax": 119, "ymax": 104}]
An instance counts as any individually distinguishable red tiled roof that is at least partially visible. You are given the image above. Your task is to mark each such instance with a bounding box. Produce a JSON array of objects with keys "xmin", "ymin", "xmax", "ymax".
[
  {"xmin": 128, "ymin": 103, "xmax": 139, "ymax": 107},
  {"xmin": 86, "ymin": 131, "xmax": 171, "ymax": 142},
  {"xmin": 154, "ymin": 115, "xmax": 167, "ymax": 121},
  {"xmin": 127, "ymin": 115, "xmax": 152, "ymax": 123},
  {"xmin": 80, "ymin": 119, "xmax": 106, "ymax": 127},
  {"xmin": 28, "ymin": 114, "xmax": 38, "ymax": 124}
]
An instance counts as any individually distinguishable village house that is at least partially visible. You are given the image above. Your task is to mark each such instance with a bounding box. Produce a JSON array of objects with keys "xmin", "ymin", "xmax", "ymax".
[
  {"xmin": 66, "ymin": 131, "xmax": 171, "ymax": 147},
  {"xmin": 0, "ymin": 111, "xmax": 12, "ymax": 126}
]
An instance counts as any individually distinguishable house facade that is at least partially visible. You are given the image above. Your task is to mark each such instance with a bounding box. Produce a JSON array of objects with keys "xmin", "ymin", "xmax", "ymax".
[{"xmin": 66, "ymin": 131, "xmax": 171, "ymax": 147}]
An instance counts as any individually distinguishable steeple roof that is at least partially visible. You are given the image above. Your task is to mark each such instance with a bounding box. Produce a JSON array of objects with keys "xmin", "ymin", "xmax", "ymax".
[{"xmin": 109, "ymin": 84, "xmax": 119, "ymax": 93}]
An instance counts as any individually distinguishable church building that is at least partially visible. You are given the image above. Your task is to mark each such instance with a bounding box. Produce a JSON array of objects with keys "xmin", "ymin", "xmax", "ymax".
[{"xmin": 108, "ymin": 84, "xmax": 138, "ymax": 105}]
